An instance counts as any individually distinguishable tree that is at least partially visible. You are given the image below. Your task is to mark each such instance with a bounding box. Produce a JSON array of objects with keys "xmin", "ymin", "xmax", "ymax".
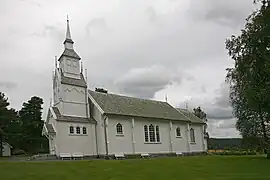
[
  {"xmin": 225, "ymin": 2, "xmax": 270, "ymax": 155},
  {"xmin": 0, "ymin": 92, "xmax": 17, "ymax": 156},
  {"xmin": 193, "ymin": 107, "xmax": 209, "ymax": 138},
  {"xmin": 193, "ymin": 107, "xmax": 207, "ymax": 122},
  {"xmin": 19, "ymin": 96, "xmax": 47, "ymax": 153}
]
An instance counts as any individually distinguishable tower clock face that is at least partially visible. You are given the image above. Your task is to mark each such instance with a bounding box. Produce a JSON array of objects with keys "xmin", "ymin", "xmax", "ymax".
[
  {"xmin": 72, "ymin": 60, "xmax": 77, "ymax": 68},
  {"xmin": 66, "ymin": 58, "xmax": 72, "ymax": 66}
]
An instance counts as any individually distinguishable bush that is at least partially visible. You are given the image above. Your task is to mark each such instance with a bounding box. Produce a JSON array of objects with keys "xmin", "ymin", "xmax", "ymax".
[
  {"xmin": 12, "ymin": 149, "xmax": 26, "ymax": 155},
  {"xmin": 208, "ymin": 150, "xmax": 256, "ymax": 156}
]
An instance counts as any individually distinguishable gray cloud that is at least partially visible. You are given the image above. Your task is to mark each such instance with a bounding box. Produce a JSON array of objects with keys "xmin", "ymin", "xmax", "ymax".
[
  {"xmin": 85, "ymin": 18, "xmax": 110, "ymax": 37},
  {"xmin": 0, "ymin": 0, "xmax": 254, "ymax": 138},
  {"xmin": 206, "ymin": 83, "xmax": 233, "ymax": 120},
  {"xmin": 29, "ymin": 25, "xmax": 63, "ymax": 40},
  {"xmin": 189, "ymin": 0, "xmax": 256, "ymax": 28},
  {"xmin": 145, "ymin": 7, "xmax": 157, "ymax": 22},
  {"xmin": 0, "ymin": 81, "xmax": 17, "ymax": 90},
  {"xmin": 207, "ymin": 118, "xmax": 239, "ymax": 138},
  {"xmin": 115, "ymin": 65, "xmax": 186, "ymax": 99},
  {"xmin": 18, "ymin": 0, "xmax": 41, "ymax": 7},
  {"xmin": 214, "ymin": 83, "xmax": 230, "ymax": 108}
]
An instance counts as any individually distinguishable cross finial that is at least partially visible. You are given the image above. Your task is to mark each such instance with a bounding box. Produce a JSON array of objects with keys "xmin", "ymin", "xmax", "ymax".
[{"xmin": 67, "ymin": 14, "xmax": 69, "ymax": 21}]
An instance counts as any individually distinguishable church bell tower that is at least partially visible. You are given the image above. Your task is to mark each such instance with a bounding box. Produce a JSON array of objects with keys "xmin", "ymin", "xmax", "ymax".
[{"xmin": 53, "ymin": 17, "xmax": 89, "ymax": 118}]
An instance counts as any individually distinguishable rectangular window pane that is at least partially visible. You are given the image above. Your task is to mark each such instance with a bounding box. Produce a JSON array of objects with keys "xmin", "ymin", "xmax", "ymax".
[{"xmin": 144, "ymin": 125, "xmax": 149, "ymax": 142}]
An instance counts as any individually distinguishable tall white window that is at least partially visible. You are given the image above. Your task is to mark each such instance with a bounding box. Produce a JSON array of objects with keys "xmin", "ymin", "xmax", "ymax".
[
  {"xmin": 190, "ymin": 128, "xmax": 195, "ymax": 143},
  {"xmin": 116, "ymin": 123, "xmax": 123, "ymax": 135},
  {"xmin": 144, "ymin": 125, "xmax": 161, "ymax": 143}
]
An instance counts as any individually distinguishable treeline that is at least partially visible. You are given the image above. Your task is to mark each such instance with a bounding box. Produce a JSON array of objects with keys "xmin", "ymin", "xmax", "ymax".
[
  {"xmin": 208, "ymin": 138, "xmax": 267, "ymax": 152},
  {"xmin": 0, "ymin": 92, "xmax": 48, "ymax": 156},
  {"xmin": 208, "ymin": 138, "xmax": 242, "ymax": 150}
]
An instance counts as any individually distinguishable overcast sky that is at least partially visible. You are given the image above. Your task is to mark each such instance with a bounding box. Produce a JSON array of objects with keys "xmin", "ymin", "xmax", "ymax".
[{"xmin": 0, "ymin": 0, "xmax": 258, "ymax": 138}]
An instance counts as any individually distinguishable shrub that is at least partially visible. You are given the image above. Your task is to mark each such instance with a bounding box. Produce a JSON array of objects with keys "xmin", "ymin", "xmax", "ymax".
[{"xmin": 12, "ymin": 149, "xmax": 26, "ymax": 155}]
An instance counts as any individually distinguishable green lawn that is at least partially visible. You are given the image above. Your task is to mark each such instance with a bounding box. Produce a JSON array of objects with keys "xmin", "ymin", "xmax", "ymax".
[{"xmin": 0, "ymin": 156, "xmax": 270, "ymax": 180}]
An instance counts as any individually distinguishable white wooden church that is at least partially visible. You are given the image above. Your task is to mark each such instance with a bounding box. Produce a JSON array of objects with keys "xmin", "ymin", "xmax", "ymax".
[{"xmin": 42, "ymin": 19, "xmax": 208, "ymax": 158}]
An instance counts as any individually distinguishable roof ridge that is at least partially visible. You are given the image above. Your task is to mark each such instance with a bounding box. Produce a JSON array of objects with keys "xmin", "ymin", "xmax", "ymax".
[{"xmin": 88, "ymin": 89, "xmax": 168, "ymax": 104}]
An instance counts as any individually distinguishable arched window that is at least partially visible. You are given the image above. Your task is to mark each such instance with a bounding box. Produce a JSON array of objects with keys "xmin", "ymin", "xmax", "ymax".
[
  {"xmin": 190, "ymin": 128, "xmax": 195, "ymax": 143},
  {"xmin": 69, "ymin": 126, "xmax": 74, "ymax": 134},
  {"xmin": 149, "ymin": 124, "xmax": 155, "ymax": 142},
  {"xmin": 144, "ymin": 125, "xmax": 149, "ymax": 142},
  {"xmin": 116, "ymin": 123, "xmax": 123, "ymax": 135},
  {"xmin": 83, "ymin": 127, "xmax": 87, "ymax": 134},
  {"xmin": 156, "ymin": 126, "xmax": 160, "ymax": 142},
  {"xmin": 76, "ymin": 127, "xmax": 81, "ymax": 134},
  {"xmin": 176, "ymin": 127, "xmax": 181, "ymax": 137}
]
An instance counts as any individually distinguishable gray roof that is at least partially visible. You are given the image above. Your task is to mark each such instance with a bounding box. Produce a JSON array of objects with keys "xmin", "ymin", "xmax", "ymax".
[
  {"xmin": 176, "ymin": 108, "xmax": 206, "ymax": 124},
  {"xmin": 52, "ymin": 107, "xmax": 96, "ymax": 124},
  {"xmin": 46, "ymin": 124, "xmax": 56, "ymax": 134},
  {"xmin": 2, "ymin": 142, "xmax": 12, "ymax": 148},
  {"xmin": 61, "ymin": 71, "xmax": 87, "ymax": 88},
  {"xmin": 88, "ymin": 90, "xmax": 189, "ymax": 121},
  {"xmin": 59, "ymin": 48, "xmax": 81, "ymax": 60}
]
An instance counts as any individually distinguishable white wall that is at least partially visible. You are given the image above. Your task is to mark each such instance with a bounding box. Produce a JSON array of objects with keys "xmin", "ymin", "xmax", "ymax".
[
  {"xmin": 60, "ymin": 84, "xmax": 87, "ymax": 117},
  {"xmin": 55, "ymin": 121, "xmax": 96, "ymax": 156},
  {"xmin": 60, "ymin": 56, "xmax": 81, "ymax": 78},
  {"xmin": 2, "ymin": 144, "xmax": 11, "ymax": 157},
  {"xmin": 47, "ymin": 109, "xmax": 57, "ymax": 155},
  {"xmin": 189, "ymin": 124, "xmax": 205, "ymax": 152},
  {"xmin": 107, "ymin": 116, "xmax": 133, "ymax": 154},
  {"xmin": 171, "ymin": 122, "xmax": 189, "ymax": 153},
  {"xmin": 90, "ymin": 101, "xmax": 106, "ymax": 155},
  {"xmin": 106, "ymin": 115, "xmax": 206, "ymax": 155}
]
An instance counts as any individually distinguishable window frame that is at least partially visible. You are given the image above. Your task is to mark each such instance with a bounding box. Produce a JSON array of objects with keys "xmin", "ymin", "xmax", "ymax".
[
  {"xmin": 82, "ymin": 127, "xmax": 87, "ymax": 135},
  {"xmin": 176, "ymin": 126, "xmax": 181, "ymax": 138},
  {"xmin": 190, "ymin": 128, "xmax": 196, "ymax": 143},
  {"xmin": 69, "ymin": 126, "xmax": 74, "ymax": 134},
  {"xmin": 144, "ymin": 125, "xmax": 149, "ymax": 142},
  {"xmin": 144, "ymin": 124, "xmax": 161, "ymax": 144},
  {"xmin": 76, "ymin": 126, "xmax": 81, "ymax": 134},
  {"xmin": 116, "ymin": 123, "xmax": 124, "ymax": 136}
]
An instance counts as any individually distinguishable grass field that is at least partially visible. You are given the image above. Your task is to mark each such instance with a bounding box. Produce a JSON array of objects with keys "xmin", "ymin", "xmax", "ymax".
[{"xmin": 0, "ymin": 156, "xmax": 270, "ymax": 180}]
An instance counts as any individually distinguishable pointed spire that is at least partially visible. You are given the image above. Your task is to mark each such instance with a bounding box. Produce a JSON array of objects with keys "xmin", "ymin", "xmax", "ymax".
[
  {"xmin": 66, "ymin": 15, "xmax": 71, "ymax": 40},
  {"xmin": 63, "ymin": 15, "xmax": 74, "ymax": 49}
]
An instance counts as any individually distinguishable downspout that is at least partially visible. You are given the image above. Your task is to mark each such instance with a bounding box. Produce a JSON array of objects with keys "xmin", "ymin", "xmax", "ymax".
[
  {"xmin": 103, "ymin": 116, "xmax": 109, "ymax": 157},
  {"xmin": 131, "ymin": 118, "xmax": 135, "ymax": 154},
  {"xmin": 186, "ymin": 123, "xmax": 191, "ymax": 153},
  {"xmin": 85, "ymin": 88, "xmax": 89, "ymax": 118},
  {"xmin": 201, "ymin": 125, "xmax": 205, "ymax": 152},
  {"xmin": 169, "ymin": 121, "xmax": 173, "ymax": 152},
  {"xmin": 94, "ymin": 123, "xmax": 99, "ymax": 156}
]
